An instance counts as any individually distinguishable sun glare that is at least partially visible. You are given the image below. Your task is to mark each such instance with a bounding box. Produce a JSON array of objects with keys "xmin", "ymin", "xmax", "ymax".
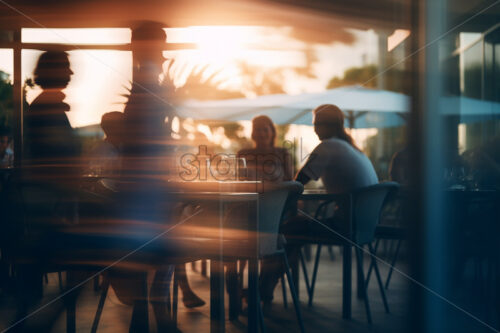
[{"xmin": 11, "ymin": 25, "xmax": 371, "ymax": 130}]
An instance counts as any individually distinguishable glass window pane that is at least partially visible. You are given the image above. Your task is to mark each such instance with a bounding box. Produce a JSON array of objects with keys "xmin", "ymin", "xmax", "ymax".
[
  {"xmin": 22, "ymin": 28, "xmax": 131, "ymax": 44},
  {"xmin": 23, "ymin": 49, "xmax": 132, "ymax": 128}
]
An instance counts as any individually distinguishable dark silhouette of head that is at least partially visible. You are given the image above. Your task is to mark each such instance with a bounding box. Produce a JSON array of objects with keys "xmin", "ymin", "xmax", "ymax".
[
  {"xmin": 131, "ymin": 21, "xmax": 167, "ymax": 70},
  {"xmin": 251, "ymin": 115, "xmax": 276, "ymax": 148},
  {"xmin": 312, "ymin": 104, "xmax": 358, "ymax": 149},
  {"xmin": 34, "ymin": 51, "xmax": 73, "ymax": 89},
  {"xmin": 101, "ymin": 112, "xmax": 125, "ymax": 148}
]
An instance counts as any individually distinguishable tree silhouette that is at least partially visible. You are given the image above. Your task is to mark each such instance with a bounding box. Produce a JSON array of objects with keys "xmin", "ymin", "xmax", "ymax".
[
  {"xmin": 0, "ymin": 71, "xmax": 13, "ymax": 127},
  {"xmin": 327, "ymin": 64, "xmax": 409, "ymax": 93},
  {"xmin": 163, "ymin": 60, "xmax": 244, "ymax": 102}
]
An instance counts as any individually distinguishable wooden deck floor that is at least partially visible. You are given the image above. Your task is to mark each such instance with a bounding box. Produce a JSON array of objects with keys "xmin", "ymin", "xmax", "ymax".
[{"xmin": 1, "ymin": 246, "xmax": 410, "ymax": 332}]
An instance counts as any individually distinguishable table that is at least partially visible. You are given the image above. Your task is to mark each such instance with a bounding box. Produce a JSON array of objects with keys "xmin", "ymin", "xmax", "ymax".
[
  {"xmin": 98, "ymin": 179, "xmax": 264, "ymax": 333},
  {"xmin": 176, "ymin": 191, "xmax": 260, "ymax": 333}
]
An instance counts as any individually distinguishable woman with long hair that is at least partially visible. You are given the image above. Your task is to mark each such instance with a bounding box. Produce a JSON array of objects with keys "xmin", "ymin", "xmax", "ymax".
[{"xmin": 238, "ymin": 115, "xmax": 293, "ymax": 182}]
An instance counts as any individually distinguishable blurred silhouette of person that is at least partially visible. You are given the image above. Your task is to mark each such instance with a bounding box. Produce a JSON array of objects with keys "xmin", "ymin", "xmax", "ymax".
[
  {"xmin": 0, "ymin": 125, "xmax": 13, "ymax": 168},
  {"xmin": 121, "ymin": 21, "xmax": 175, "ymax": 177},
  {"xmin": 89, "ymin": 112, "xmax": 124, "ymax": 177},
  {"xmin": 107, "ymin": 22, "xmax": 204, "ymax": 332},
  {"xmin": 238, "ymin": 115, "xmax": 293, "ymax": 181},
  {"xmin": 260, "ymin": 104, "xmax": 378, "ymax": 304},
  {"xmin": 388, "ymin": 147, "xmax": 409, "ymax": 185},
  {"xmin": 24, "ymin": 50, "xmax": 81, "ymax": 182},
  {"xmin": 127, "ymin": 21, "xmax": 204, "ymax": 309},
  {"xmin": 13, "ymin": 51, "xmax": 82, "ymax": 327}
]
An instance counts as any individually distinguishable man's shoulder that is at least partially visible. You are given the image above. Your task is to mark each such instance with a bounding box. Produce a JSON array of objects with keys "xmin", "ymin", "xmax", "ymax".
[
  {"xmin": 313, "ymin": 138, "xmax": 346, "ymax": 153},
  {"xmin": 321, "ymin": 137, "xmax": 351, "ymax": 146}
]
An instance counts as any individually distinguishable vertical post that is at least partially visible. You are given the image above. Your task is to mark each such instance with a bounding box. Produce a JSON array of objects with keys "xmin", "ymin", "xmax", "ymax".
[
  {"xmin": 210, "ymin": 198, "xmax": 225, "ymax": 333},
  {"xmin": 247, "ymin": 194, "xmax": 260, "ymax": 333},
  {"xmin": 342, "ymin": 244, "xmax": 352, "ymax": 319},
  {"xmin": 410, "ymin": 0, "xmax": 449, "ymax": 332},
  {"xmin": 12, "ymin": 28, "xmax": 22, "ymax": 167},
  {"xmin": 247, "ymin": 258, "xmax": 259, "ymax": 333},
  {"xmin": 377, "ymin": 30, "xmax": 389, "ymax": 90},
  {"xmin": 422, "ymin": 0, "xmax": 447, "ymax": 331}
]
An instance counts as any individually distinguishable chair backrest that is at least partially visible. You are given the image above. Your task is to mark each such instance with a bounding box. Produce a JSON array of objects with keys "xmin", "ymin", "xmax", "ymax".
[
  {"xmin": 254, "ymin": 181, "xmax": 304, "ymax": 256},
  {"xmin": 351, "ymin": 182, "xmax": 399, "ymax": 245}
]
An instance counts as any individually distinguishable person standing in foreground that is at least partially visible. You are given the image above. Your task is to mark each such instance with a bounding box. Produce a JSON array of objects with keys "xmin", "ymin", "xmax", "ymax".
[
  {"xmin": 24, "ymin": 51, "xmax": 81, "ymax": 182},
  {"xmin": 260, "ymin": 104, "xmax": 378, "ymax": 305}
]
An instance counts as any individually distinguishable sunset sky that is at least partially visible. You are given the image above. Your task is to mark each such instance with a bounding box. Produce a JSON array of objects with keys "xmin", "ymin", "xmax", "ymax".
[{"xmin": 0, "ymin": 26, "xmax": 379, "ymax": 128}]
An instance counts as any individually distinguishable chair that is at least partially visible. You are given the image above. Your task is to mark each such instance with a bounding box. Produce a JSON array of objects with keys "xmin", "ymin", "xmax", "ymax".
[
  {"xmin": 171, "ymin": 181, "xmax": 306, "ymax": 333},
  {"xmin": 299, "ymin": 182, "xmax": 399, "ymax": 323},
  {"xmin": 2, "ymin": 177, "xmax": 88, "ymax": 333},
  {"xmin": 82, "ymin": 179, "xmax": 210, "ymax": 333},
  {"xmin": 5, "ymin": 175, "xmax": 201, "ymax": 332},
  {"xmin": 370, "ymin": 186, "xmax": 407, "ymax": 290},
  {"xmin": 371, "ymin": 226, "xmax": 407, "ymax": 290}
]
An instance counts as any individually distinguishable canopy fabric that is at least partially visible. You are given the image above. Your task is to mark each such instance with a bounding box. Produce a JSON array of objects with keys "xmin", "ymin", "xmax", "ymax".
[
  {"xmin": 177, "ymin": 86, "xmax": 500, "ymax": 128},
  {"xmin": 440, "ymin": 96, "xmax": 500, "ymax": 123},
  {"xmin": 177, "ymin": 85, "xmax": 410, "ymax": 128}
]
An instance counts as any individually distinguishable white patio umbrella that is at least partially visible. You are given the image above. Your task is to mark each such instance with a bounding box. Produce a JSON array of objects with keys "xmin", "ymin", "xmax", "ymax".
[
  {"xmin": 177, "ymin": 85, "xmax": 410, "ymax": 128},
  {"xmin": 440, "ymin": 96, "xmax": 500, "ymax": 123}
]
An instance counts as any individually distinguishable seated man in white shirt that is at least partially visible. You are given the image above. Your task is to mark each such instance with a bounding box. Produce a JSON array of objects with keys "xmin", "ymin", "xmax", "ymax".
[
  {"xmin": 296, "ymin": 104, "xmax": 378, "ymax": 192},
  {"xmin": 260, "ymin": 104, "xmax": 378, "ymax": 305}
]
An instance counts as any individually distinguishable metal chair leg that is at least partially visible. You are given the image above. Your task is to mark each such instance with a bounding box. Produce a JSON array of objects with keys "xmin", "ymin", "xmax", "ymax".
[
  {"xmin": 355, "ymin": 247, "xmax": 371, "ymax": 324},
  {"xmin": 282, "ymin": 252, "xmax": 306, "ymax": 333},
  {"xmin": 173, "ymin": 268, "xmax": 179, "ymax": 328},
  {"xmin": 385, "ymin": 239, "xmax": 402, "ymax": 289},
  {"xmin": 248, "ymin": 258, "xmax": 259, "ymax": 333},
  {"xmin": 201, "ymin": 260, "xmax": 207, "ymax": 277},
  {"xmin": 299, "ymin": 250, "xmax": 312, "ymax": 300},
  {"xmin": 91, "ymin": 276, "xmax": 110, "ymax": 333},
  {"xmin": 356, "ymin": 250, "xmax": 364, "ymax": 300},
  {"xmin": 65, "ymin": 271, "xmax": 81, "ymax": 333},
  {"xmin": 257, "ymin": 289, "xmax": 267, "ymax": 333},
  {"xmin": 238, "ymin": 260, "xmax": 245, "ymax": 313},
  {"xmin": 368, "ymin": 244, "xmax": 390, "ymax": 313},
  {"xmin": 365, "ymin": 239, "xmax": 380, "ymax": 285},
  {"xmin": 226, "ymin": 261, "xmax": 240, "ymax": 320},
  {"xmin": 308, "ymin": 244, "xmax": 322, "ymax": 307},
  {"xmin": 281, "ymin": 275, "xmax": 288, "ymax": 309}
]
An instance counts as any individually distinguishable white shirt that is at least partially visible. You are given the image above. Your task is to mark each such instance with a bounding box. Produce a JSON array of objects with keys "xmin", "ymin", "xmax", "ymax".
[
  {"xmin": 301, "ymin": 138, "xmax": 378, "ymax": 194},
  {"xmin": 0, "ymin": 147, "xmax": 13, "ymax": 168}
]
